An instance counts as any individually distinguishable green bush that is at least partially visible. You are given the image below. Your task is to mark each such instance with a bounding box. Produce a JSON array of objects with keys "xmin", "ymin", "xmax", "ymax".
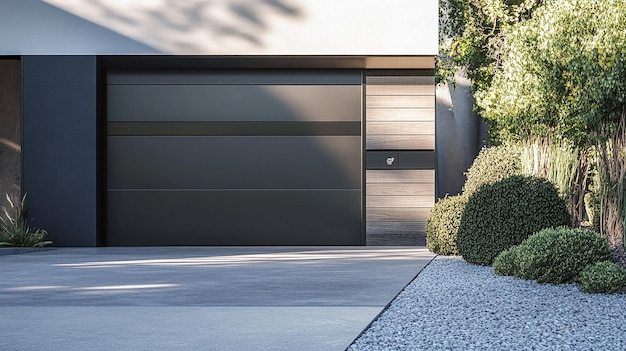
[
  {"xmin": 426, "ymin": 198, "xmax": 446, "ymax": 254},
  {"xmin": 577, "ymin": 261, "xmax": 626, "ymax": 294},
  {"xmin": 426, "ymin": 195, "xmax": 468, "ymax": 255},
  {"xmin": 514, "ymin": 227, "xmax": 611, "ymax": 284},
  {"xmin": 457, "ymin": 175, "xmax": 571, "ymax": 265},
  {"xmin": 463, "ymin": 145, "xmax": 522, "ymax": 196},
  {"xmin": 493, "ymin": 246, "xmax": 521, "ymax": 276}
]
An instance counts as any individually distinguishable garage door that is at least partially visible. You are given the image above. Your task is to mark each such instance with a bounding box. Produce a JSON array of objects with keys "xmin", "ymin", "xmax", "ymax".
[{"xmin": 106, "ymin": 70, "xmax": 363, "ymax": 246}]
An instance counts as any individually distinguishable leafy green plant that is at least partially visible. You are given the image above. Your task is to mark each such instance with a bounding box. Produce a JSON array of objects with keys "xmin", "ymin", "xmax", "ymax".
[
  {"xmin": 426, "ymin": 195, "xmax": 468, "ymax": 255},
  {"xmin": 457, "ymin": 175, "xmax": 570, "ymax": 265},
  {"xmin": 0, "ymin": 194, "xmax": 51, "ymax": 248},
  {"xmin": 462, "ymin": 145, "xmax": 522, "ymax": 196},
  {"xmin": 477, "ymin": 0, "xmax": 626, "ymax": 145},
  {"xmin": 513, "ymin": 227, "xmax": 611, "ymax": 284},
  {"xmin": 437, "ymin": 0, "xmax": 543, "ymax": 93},
  {"xmin": 576, "ymin": 261, "xmax": 626, "ymax": 294},
  {"xmin": 493, "ymin": 246, "xmax": 521, "ymax": 277}
]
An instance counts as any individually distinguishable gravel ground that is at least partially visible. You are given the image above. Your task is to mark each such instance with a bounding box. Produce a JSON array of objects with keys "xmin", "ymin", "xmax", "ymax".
[{"xmin": 348, "ymin": 256, "xmax": 626, "ymax": 351}]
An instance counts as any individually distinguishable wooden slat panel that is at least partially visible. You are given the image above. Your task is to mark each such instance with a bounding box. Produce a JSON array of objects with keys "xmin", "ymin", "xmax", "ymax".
[
  {"xmin": 366, "ymin": 183, "xmax": 434, "ymax": 196},
  {"xmin": 367, "ymin": 196, "xmax": 435, "ymax": 208},
  {"xmin": 366, "ymin": 85, "xmax": 435, "ymax": 96},
  {"xmin": 366, "ymin": 76, "xmax": 435, "ymax": 86},
  {"xmin": 367, "ymin": 170, "xmax": 435, "ymax": 183},
  {"xmin": 364, "ymin": 72, "xmax": 436, "ymax": 246},
  {"xmin": 366, "ymin": 233, "xmax": 426, "ymax": 246},
  {"xmin": 366, "ymin": 135, "xmax": 435, "ymax": 149},
  {"xmin": 367, "ymin": 122, "xmax": 435, "ymax": 135},
  {"xmin": 367, "ymin": 96, "xmax": 435, "ymax": 109},
  {"xmin": 366, "ymin": 207, "xmax": 431, "ymax": 222},
  {"xmin": 366, "ymin": 108, "xmax": 435, "ymax": 122},
  {"xmin": 366, "ymin": 221, "xmax": 426, "ymax": 234}
]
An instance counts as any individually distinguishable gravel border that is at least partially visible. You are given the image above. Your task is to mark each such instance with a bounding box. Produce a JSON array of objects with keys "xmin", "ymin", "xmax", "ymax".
[{"xmin": 348, "ymin": 256, "xmax": 626, "ymax": 351}]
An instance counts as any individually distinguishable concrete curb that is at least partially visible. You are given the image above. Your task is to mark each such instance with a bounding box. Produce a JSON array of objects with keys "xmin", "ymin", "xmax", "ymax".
[{"xmin": 0, "ymin": 247, "xmax": 56, "ymax": 256}]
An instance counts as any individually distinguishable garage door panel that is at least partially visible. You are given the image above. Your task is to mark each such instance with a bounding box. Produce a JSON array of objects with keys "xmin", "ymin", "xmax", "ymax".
[
  {"xmin": 106, "ymin": 68, "xmax": 363, "ymax": 246},
  {"xmin": 107, "ymin": 190, "xmax": 362, "ymax": 246},
  {"xmin": 107, "ymin": 85, "xmax": 362, "ymax": 122},
  {"xmin": 107, "ymin": 136, "xmax": 361, "ymax": 189}
]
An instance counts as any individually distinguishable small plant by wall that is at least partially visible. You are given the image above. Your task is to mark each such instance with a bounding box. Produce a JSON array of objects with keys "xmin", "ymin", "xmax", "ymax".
[
  {"xmin": 426, "ymin": 195, "xmax": 468, "ymax": 255},
  {"xmin": 0, "ymin": 194, "xmax": 51, "ymax": 247}
]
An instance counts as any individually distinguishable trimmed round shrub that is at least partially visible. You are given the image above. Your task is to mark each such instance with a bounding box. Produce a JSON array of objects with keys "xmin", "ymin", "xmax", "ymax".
[
  {"xmin": 426, "ymin": 195, "xmax": 468, "ymax": 255},
  {"xmin": 457, "ymin": 175, "xmax": 571, "ymax": 265},
  {"xmin": 493, "ymin": 246, "xmax": 521, "ymax": 277},
  {"xmin": 463, "ymin": 145, "xmax": 522, "ymax": 196},
  {"xmin": 514, "ymin": 227, "xmax": 611, "ymax": 284},
  {"xmin": 577, "ymin": 261, "xmax": 626, "ymax": 294}
]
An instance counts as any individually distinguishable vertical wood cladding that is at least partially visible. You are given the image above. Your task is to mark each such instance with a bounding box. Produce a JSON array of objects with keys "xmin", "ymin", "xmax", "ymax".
[{"xmin": 365, "ymin": 71, "xmax": 435, "ymax": 245}]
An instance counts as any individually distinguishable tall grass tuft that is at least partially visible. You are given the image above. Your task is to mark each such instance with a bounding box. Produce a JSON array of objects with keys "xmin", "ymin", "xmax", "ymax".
[
  {"xmin": 595, "ymin": 115, "xmax": 626, "ymax": 248},
  {"xmin": 0, "ymin": 194, "xmax": 51, "ymax": 248},
  {"xmin": 519, "ymin": 138, "xmax": 588, "ymax": 226}
]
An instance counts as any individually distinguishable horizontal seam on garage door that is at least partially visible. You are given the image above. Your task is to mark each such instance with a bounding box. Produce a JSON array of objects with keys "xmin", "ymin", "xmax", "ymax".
[
  {"xmin": 107, "ymin": 121, "xmax": 361, "ymax": 136},
  {"xmin": 107, "ymin": 189, "xmax": 362, "ymax": 191}
]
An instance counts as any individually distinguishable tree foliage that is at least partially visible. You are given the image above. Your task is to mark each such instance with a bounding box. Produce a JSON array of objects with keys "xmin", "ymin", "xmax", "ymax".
[
  {"xmin": 476, "ymin": 0, "xmax": 626, "ymax": 145},
  {"xmin": 475, "ymin": 0, "xmax": 626, "ymax": 246},
  {"xmin": 437, "ymin": 0, "xmax": 543, "ymax": 92}
]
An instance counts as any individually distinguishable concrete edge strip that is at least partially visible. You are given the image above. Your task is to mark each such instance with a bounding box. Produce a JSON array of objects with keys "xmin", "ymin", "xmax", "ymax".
[
  {"xmin": 0, "ymin": 247, "xmax": 57, "ymax": 256},
  {"xmin": 343, "ymin": 254, "xmax": 438, "ymax": 350}
]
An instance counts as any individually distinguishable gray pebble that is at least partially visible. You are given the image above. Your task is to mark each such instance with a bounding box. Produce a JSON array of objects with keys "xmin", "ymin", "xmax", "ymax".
[{"xmin": 348, "ymin": 257, "xmax": 626, "ymax": 350}]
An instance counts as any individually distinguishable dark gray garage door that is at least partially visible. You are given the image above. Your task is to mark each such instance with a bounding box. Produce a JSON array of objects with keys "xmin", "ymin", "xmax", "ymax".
[{"xmin": 106, "ymin": 70, "xmax": 363, "ymax": 245}]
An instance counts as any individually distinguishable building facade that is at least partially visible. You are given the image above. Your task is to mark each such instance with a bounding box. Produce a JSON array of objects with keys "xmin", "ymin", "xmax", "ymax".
[{"xmin": 0, "ymin": 0, "xmax": 457, "ymax": 246}]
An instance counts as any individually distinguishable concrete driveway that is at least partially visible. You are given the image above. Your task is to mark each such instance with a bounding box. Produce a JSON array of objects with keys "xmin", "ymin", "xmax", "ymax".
[{"xmin": 0, "ymin": 247, "xmax": 434, "ymax": 351}]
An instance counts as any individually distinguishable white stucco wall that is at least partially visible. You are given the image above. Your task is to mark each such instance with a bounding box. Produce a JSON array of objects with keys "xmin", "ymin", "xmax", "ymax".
[{"xmin": 0, "ymin": 0, "xmax": 437, "ymax": 56}]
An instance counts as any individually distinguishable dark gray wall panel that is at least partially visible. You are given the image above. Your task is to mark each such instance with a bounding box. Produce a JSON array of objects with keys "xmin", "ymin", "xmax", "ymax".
[
  {"xmin": 22, "ymin": 56, "xmax": 98, "ymax": 246},
  {"xmin": 398, "ymin": 151, "xmax": 436, "ymax": 170},
  {"xmin": 108, "ymin": 136, "xmax": 361, "ymax": 189},
  {"xmin": 107, "ymin": 190, "xmax": 362, "ymax": 246},
  {"xmin": 107, "ymin": 85, "xmax": 361, "ymax": 122},
  {"xmin": 436, "ymin": 79, "xmax": 486, "ymax": 197}
]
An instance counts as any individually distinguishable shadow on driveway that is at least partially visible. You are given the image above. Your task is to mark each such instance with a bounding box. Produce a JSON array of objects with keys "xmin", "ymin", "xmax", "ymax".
[{"xmin": 0, "ymin": 246, "xmax": 434, "ymax": 351}]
